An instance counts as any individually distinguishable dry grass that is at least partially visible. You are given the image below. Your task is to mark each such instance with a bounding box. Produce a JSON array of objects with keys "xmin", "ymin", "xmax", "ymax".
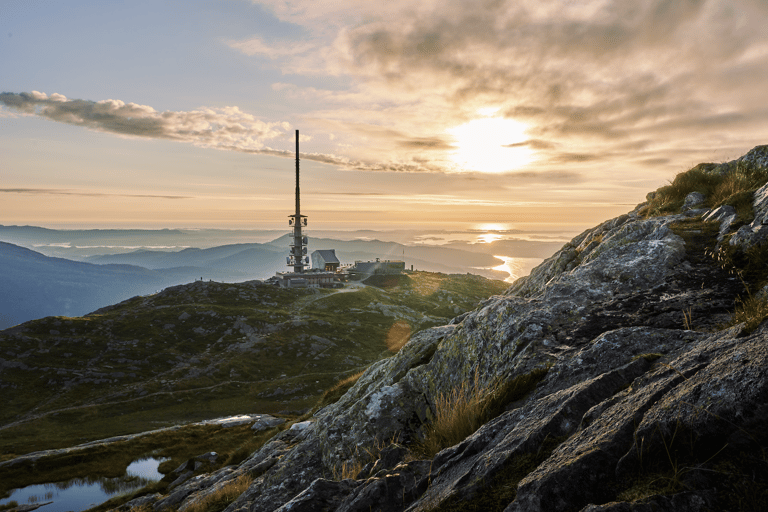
[
  {"xmin": 332, "ymin": 458, "xmax": 369, "ymax": 481},
  {"xmin": 416, "ymin": 379, "xmax": 489, "ymax": 458},
  {"xmin": 642, "ymin": 160, "xmax": 767, "ymax": 219},
  {"xmin": 728, "ymin": 294, "xmax": 768, "ymax": 334},
  {"xmin": 415, "ymin": 368, "xmax": 549, "ymax": 459},
  {"xmin": 386, "ymin": 321, "xmax": 412, "ymax": 352},
  {"xmin": 182, "ymin": 474, "xmax": 253, "ymax": 512},
  {"xmin": 709, "ymin": 161, "xmax": 767, "ymax": 210}
]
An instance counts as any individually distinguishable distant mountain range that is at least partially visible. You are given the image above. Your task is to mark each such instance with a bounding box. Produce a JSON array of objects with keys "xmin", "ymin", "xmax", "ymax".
[
  {"xmin": 0, "ymin": 241, "xmax": 173, "ymax": 329},
  {"xmin": 0, "ymin": 229, "xmax": 527, "ymax": 328}
]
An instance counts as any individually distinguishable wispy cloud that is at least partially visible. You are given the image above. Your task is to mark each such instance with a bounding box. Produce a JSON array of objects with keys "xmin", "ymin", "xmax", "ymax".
[
  {"xmin": 226, "ymin": 37, "xmax": 316, "ymax": 58},
  {"xmin": 0, "ymin": 188, "xmax": 191, "ymax": 200}
]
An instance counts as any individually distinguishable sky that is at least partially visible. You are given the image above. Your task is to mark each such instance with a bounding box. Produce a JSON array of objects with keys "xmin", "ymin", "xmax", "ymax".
[{"xmin": 1, "ymin": 0, "xmax": 767, "ymax": 236}]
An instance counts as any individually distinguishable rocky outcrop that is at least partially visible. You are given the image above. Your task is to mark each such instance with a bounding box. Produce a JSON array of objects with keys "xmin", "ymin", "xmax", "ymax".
[{"xmin": 139, "ymin": 146, "xmax": 768, "ymax": 512}]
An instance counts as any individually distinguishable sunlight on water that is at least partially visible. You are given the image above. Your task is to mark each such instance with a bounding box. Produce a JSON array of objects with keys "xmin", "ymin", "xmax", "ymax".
[
  {"xmin": 489, "ymin": 255, "xmax": 543, "ymax": 283},
  {"xmin": 493, "ymin": 255, "xmax": 522, "ymax": 282},
  {"xmin": 477, "ymin": 232, "xmax": 502, "ymax": 243}
]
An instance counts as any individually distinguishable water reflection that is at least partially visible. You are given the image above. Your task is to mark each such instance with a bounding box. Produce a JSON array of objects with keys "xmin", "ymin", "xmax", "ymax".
[
  {"xmin": 488, "ymin": 255, "xmax": 543, "ymax": 283},
  {"xmin": 0, "ymin": 457, "xmax": 167, "ymax": 512}
]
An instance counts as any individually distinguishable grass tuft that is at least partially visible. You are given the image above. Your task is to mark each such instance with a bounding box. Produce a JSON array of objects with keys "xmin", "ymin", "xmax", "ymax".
[
  {"xmin": 182, "ymin": 473, "xmax": 253, "ymax": 512},
  {"xmin": 416, "ymin": 379, "xmax": 487, "ymax": 458},
  {"xmin": 415, "ymin": 368, "xmax": 549, "ymax": 458},
  {"xmin": 727, "ymin": 294, "xmax": 768, "ymax": 334},
  {"xmin": 642, "ymin": 159, "xmax": 767, "ymax": 219}
]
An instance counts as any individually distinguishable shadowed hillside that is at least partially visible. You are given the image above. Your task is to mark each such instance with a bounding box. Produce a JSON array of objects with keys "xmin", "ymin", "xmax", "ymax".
[{"xmin": 0, "ymin": 272, "xmax": 508, "ymax": 460}]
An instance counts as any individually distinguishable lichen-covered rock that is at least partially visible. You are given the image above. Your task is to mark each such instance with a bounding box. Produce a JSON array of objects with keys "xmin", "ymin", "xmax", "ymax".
[
  {"xmin": 337, "ymin": 460, "xmax": 432, "ymax": 512},
  {"xmin": 702, "ymin": 204, "xmax": 737, "ymax": 241},
  {"xmin": 737, "ymin": 144, "xmax": 768, "ymax": 172},
  {"xmin": 730, "ymin": 181, "xmax": 768, "ymax": 249},
  {"xmin": 682, "ymin": 192, "xmax": 705, "ymax": 210}
]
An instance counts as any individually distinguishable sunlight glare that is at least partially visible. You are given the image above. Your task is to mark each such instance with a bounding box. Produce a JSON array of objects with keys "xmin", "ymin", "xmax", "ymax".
[
  {"xmin": 448, "ymin": 117, "xmax": 534, "ymax": 173},
  {"xmin": 476, "ymin": 223, "xmax": 508, "ymax": 232},
  {"xmin": 477, "ymin": 233, "xmax": 502, "ymax": 243},
  {"xmin": 493, "ymin": 256, "xmax": 523, "ymax": 283}
]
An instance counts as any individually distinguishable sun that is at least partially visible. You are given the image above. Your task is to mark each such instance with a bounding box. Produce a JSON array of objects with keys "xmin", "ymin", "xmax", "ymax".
[{"xmin": 448, "ymin": 116, "xmax": 534, "ymax": 173}]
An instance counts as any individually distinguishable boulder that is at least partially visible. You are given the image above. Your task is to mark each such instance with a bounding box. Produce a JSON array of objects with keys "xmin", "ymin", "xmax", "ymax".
[{"xmin": 251, "ymin": 414, "xmax": 286, "ymax": 432}]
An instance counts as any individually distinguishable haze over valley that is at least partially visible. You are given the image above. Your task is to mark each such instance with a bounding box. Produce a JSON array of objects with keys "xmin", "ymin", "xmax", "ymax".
[{"xmin": 0, "ymin": 224, "xmax": 564, "ymax": 329}]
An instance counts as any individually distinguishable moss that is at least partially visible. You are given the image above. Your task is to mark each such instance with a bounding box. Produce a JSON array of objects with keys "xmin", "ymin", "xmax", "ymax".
[{"xmin": 632, "ymin": 353, "xmax": 663, "ymax": 363}]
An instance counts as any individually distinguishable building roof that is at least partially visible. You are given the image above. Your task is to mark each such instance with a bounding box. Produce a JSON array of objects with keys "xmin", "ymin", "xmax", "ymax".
[{"xmin": 312, "ymin": 249, "xmax": 340, "ymax": 264}]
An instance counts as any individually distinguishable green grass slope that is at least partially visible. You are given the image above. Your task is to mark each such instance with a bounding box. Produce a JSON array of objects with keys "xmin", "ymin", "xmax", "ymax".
[{"xmin": 0, "ymin": 271, "xmax": 508, "ymax": 459}]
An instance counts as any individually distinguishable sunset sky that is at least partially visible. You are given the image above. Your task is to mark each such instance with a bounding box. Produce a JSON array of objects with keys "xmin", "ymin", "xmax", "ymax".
[{"xmin": 2, "ymin": 0, "xmax": 767, "ymax": 235}]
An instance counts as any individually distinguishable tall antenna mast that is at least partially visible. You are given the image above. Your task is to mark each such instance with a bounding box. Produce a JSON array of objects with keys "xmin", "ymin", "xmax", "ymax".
[{"xmin": 288, "ymin": 129, "xmax": 307, "ymax": 273}]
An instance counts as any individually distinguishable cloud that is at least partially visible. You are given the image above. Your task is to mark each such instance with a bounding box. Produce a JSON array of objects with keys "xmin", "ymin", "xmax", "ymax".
[
  {"xmin": 503, "ymin": 170, "xmax": 583, "ymax": 182},
  {"xmin": 397, "ymin": 137, "xmax": 455, "ymax": 150},
  {"xmin": 0, "ymin": 188, "xmax": 192, "ymax": 199},
  {"xmin": 8, "ymin": 0, "xmax": 768, "ymax": 187},
  {"xmin": 248, "ymin": 0, "xmax": 768, "ymax": 177},
  {"xmin": 227, "ymin": 37, "xmax": 316, "ymax": 58},
  {"xmin": 0, "ymin": 91, "xmax": 290, "ymax": 152},
  {"xmin": 504, "ymin": 139, "xmax": 555, "ymax": 150}
]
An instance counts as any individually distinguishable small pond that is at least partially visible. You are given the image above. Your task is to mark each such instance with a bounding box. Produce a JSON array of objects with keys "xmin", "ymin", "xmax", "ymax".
[{"xmin": 0, "ymin": 457, "xmax": 168, "ymax": 512}]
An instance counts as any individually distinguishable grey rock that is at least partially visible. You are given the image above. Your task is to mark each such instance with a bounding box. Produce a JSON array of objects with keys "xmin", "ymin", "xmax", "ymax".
[
  {"xmin": 168, "ymin": 470, "xmax": 195, "ymax": 490},
  {"xmin": 728, "ymin": 223, "xmax": 768, "ymax": 249},
  {"xmin": 117, "ymin": 493, "xmax": 162, "ymax": 512},
  {"xmin": 702, "ymin": 204, "xmax": 737, "ymax": 241},
  {"xmin": 338, "ymin": 460, "xmax": 432, "ymax": 512},
  {"xmin": 251, "ymin": 414, "xmax": 286, "ymax": 432},
  {"xmin": 737, "ymin": 144, "xmax": 768, "ymax": 172},
  {"xmin": 289, "ymin": 420, "xmax": 313, "ymax": 432},
  {"xmin": 274, "ymin": 478, "xmax": 360, "ymax": 512},
  {"xmin": 751, "ymin": 181, "xmax": 768, "ymax": 225},
  {"xmin": 578, "ymin": 491, "xmax": 716, "ymax": 511},
  {"xmin": 682, "ymin": 191, "xmax": 705, "ymax": 210}
]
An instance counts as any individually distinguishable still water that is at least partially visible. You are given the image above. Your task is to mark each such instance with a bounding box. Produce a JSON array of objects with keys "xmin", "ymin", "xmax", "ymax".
[{"xmin": 0, "ymin": 457, "xmax": 167, "ymax": 512}]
